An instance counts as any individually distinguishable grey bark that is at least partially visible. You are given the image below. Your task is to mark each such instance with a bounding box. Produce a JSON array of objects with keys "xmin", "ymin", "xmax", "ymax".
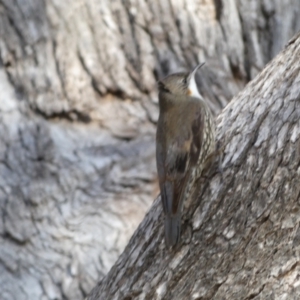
[
  {"xmin": 89, "ymin": 32, "xmax": 300, "ymax": 300},
  {"xmin": 0, "ymin": 0, "xmax": 299, "ymax": 299}
]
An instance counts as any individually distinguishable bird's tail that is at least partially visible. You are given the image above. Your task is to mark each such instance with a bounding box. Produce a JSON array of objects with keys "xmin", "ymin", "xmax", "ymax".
[{"xmin": 164, "ymin": 214, "xmax": 181, "ymax": 248}]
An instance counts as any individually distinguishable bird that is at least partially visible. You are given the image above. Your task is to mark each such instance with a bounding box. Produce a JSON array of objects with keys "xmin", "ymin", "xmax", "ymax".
[{"xmin": 156, "ymin": 63, "xmax": 216, "ymax": 248}]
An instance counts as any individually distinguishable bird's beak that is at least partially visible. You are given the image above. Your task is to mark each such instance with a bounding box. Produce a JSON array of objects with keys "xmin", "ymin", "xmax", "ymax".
[{"xmin": 187, "ymin": 62, "xmax": 205, "ymax": 82}]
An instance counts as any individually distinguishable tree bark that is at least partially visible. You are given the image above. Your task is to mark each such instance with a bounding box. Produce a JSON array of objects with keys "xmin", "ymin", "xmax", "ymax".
[
  {"xmin": 88, "ymin": 32, "xmax": 300, "ymax": 300},
  {"xmin": 0, "ymin": 0, "xmax": 300, "ymax": 299}
]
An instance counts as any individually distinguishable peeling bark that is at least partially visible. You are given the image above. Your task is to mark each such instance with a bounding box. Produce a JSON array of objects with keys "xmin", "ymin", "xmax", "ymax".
[{"xmin": 0, "ymin": 0, "xmax": 300, "ymax": 299}]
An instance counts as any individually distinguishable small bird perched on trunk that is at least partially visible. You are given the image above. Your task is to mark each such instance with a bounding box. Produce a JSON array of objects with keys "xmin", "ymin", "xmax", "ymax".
[{"xmin": 156, "ymin": 63, "xmax": 216, "ymax": 248}]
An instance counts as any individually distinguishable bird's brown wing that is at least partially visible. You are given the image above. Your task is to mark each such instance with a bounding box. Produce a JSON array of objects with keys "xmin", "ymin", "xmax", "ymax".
[
  {"xmin": 158, "ymin": 107, "xmax": 204, "ymax": 247},
  {"xmin": 158, "ymin": 107, "xmax": 204, "ymax": 217},
  {"xmin": 156, "ymin": 104, "xmax": 205, "ymax": 247}
]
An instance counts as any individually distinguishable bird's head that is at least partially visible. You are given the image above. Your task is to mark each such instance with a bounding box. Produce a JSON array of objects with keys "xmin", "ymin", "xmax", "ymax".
[{"xmin": 158, "ymin": 63, "xmax": 205, "ymax": 100}]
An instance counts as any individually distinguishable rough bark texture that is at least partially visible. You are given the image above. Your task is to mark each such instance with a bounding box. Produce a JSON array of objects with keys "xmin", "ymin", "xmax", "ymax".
[
  {"xmin": 89, "ymin": 32, "xmax": 300, "ymax": 300},
  {"xmin": 0, "ymin": 0, "xmax": 299, "ymax": 299}
]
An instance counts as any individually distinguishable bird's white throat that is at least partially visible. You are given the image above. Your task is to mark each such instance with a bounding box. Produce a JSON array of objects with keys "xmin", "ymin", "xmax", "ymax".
[{"xmin": 188, "ymin": 75, "xmax": 202, "ymax": 100}]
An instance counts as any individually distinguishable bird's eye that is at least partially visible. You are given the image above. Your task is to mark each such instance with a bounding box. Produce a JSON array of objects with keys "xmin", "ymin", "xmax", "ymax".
[
  {"xmin": 182, "ymin": 77, "xmax": 187, "ymax": 85},
  {"xmin": 162, "ymin": 86, "xmax": 170, "ymax": 93},
  {"xmin": 158, "ymin": 82, "xmax": 170, "ymax": 93}
]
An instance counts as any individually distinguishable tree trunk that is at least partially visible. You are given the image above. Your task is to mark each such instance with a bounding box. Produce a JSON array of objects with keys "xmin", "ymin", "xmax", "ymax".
[
  {"xmin": 0, "ymin": 0, "xmax": 299, "ymax": 299},
  {"xmin": 88, "ymin": 32, "xmax": 300, "ymax": 299}
]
